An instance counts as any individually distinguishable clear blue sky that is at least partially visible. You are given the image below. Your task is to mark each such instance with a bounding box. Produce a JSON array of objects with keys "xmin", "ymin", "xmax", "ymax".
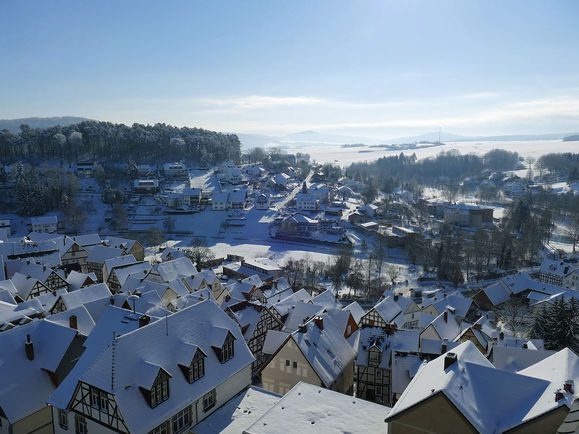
[{"xmin": 2, "ymin": 0, "xmax": 579, "ymax": 139}]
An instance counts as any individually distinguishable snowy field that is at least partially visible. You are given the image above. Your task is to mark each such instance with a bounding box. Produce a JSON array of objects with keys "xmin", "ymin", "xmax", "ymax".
[{"xmin": 286, "ymin": 139, "xmax": 579, "ymax": 166}]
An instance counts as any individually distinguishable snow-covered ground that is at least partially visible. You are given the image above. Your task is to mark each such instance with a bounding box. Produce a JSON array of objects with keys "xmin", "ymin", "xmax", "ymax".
[{"xmin": 288, "ymin": 139, "xmax": 579, "ymax": 166}]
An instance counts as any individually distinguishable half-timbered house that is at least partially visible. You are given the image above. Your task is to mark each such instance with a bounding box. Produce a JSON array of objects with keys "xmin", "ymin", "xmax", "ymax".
[
  {"xmin": 48, "ymin": 300, "xmax": 254, "ymax": 434},
  {"xmin": 225, "ymin": 300, "xmax": 285, "ymax": 376}
]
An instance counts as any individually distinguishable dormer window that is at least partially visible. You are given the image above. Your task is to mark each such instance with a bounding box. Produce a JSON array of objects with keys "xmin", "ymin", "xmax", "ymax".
[
  {"xmin": 212, "ymin": 330, "xmax": 236, "ymax": 363},
  {"xmin": 140, "ymin": 368, "xmax": 171, "ymax": 409},
  {"xmin": 179, "ymin": 348, "xmax": 206, "ymax": 383},
  {"xmin": 221, "ymin": 333, "xmax": 235, "ymax": 362}
]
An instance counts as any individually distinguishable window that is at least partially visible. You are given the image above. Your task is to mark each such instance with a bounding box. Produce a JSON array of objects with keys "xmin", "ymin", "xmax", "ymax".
[
  {"xmin": 75, "ymin": 415, "xmax": 87, "ymax": 434},
  {"xmin": 203, "ymin": 389, "xmax": 216, "ymax": 412},
  {"xmin": 376, "ymin": 369, "xmax": 382, "ymax": 380},
  {"xmin": 89, "ymin": 386, "xmax": 108, "ymax": 413},
  {"xmin": 376, "ymin": 386, "xmax": 382, "ymax": 396},
  {"xmin": 150, "ymin": 372, "xmax": 170, "ymax": 408},
  {"xmin": 172, "ymin": 406, "xmax": 192, "ymax": 433},
  {"xmin": 369, "ymin": 350, "xmax": 380, "ymax": 366},
  {"xmin": 187, "ymin": 352, "xmax": 205, "ymax": 383},
  {"xmin": 285, "ymin": 359, "xmax": 290, "ymax": 366},
  {"xmin": 221, "ymin": 334, "xmax": 235, "ymax": 363},
  {"xmin": 293, "ymin": 361, "xmax": 297, "ymax": 368},
  {"xmin": 58, "ymin": 409, "xmax": 68, "ymax": 430}
]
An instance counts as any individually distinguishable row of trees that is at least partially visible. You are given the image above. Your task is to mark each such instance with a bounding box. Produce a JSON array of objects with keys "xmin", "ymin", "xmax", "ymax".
[
  {"xmin": 402, "ymin": 198, "xmax": 554, "ymax": 282},
  {"xmin": 0, "ymin": 121, "xmax": 241, "ymax": 164},
  {"xmin": 346, "ymin": 149, "xmax": 521, "ymax": 194},
  {"xmin": 536, "ymin": 152, "xmax": 579, "ymax": 181}
]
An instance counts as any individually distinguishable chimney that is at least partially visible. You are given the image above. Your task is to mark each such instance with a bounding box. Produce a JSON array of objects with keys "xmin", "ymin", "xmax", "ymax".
[
  {"xmin": 555, "ymin": 390, "xmax": 565, "ymax": 402},
  {"xmin": 394, "ymin": 294, "xmax": 399, "ymax": 301},
  {"xmin": 298, "ymin": 323, "xmax": 307, "ymax": 333},
  {"xmin": 139, "ymin": 315, "xmax": 151, "ymax": 328},
  {"xmin": 69, "ymin": 315, "xmax": 78, "ymax": 330},
  {"xmin": 225, "ymin": 295, "xmax": 231, "ymax": 302},
  {"xmin": 314, "ymin": 316, "xmax": 324, "ymax": 330},
  {"xmin": 25, "ymin": 334, "xmax": 35, "ymax": 361},
  {"xmin": 109, "ymin": 296, "xmax": 115, "ymax": 305},
  {"xmin": 473, "ymin": 323, "xmax": 481, "ymax": 331},
  {"xmin": 256, "ymin": 305, "xmax": 262, "ymax": 312},
  {"xmin": 564, "ymin": 380, "xmax": 574, "ymax": 394},
  {"xmin": 441, "ymin": 338, "xmax": 448, "ymax": 354},
  {"xmin": 443, "ymin": 311, "xmax": 448, "ymax": 323},
  {"xmin": 499, "ymin": 331, "xmax": 504, "ymax": 340},
  {"xmin": 444, "ymin": 352, "xmax": 457, "ymax": 370},
  {"xmin": 522, "ymin": 343, "xmax": 528, "ymax": 349}
]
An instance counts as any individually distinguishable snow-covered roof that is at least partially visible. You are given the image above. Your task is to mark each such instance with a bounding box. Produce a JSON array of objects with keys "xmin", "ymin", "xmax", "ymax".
[
  {"xmin": 104, "ymin": 254, "xmax": 136, "ymax": 272},
  {"xmin": 47, "ymin": 305, "xmax": 96, "ymax": 336},
  {"xmin": 343, "ymin": 301, "xmax": 365, "ymax": 324},
  {"xmin": 48, "ymin": 306, "xmax": 148, "ymax": 409},
  {"xmin": 311, "ymin": 290, "xmax": 341, "ymax": 310},
  {"xmin": 515, "ymin": 348, "xmax": 579, "ymax": 428},
  {"xmin": 373, "ymin": 297, "xmax": 402, "ymax": 323},
  {"xmin": 480, "ymin": 281, "xmax": 512, "ymax": 306},
  {"xmin": 387, "ymin": 341, "xmax": 553, "ymax": 433},
  {"xmin": 245, "ymin": 381, "xmax": 389, "ymax": 433},
  {"xmin": 11, "ymin": 272, "xmax": 47, "ymax": 300},
  {"xmin": 539, "ymin": 258, "xmax": 577, "ymax": 277},
  {"xmin": 155, "ymin": 257, "xmax": 197, "ymax": 282},
  {"xmin": 502, "ymin": 271, "xmax": 566, "ymax": 296},
  {"xmin": 292, "ymin": 313, "xmax": 356, "ymax": 388},
  {"xmin": 31, "ymin": 215, "xmax": 58, "ymax": 225},
  {"xmin": 113, "ymin": 261, "xmax": 152, "ymax": 286},
  {"xmin": 281, "ymin": 301, "xmax": 324, "ymax": 333},
  {"xmin": 85, "ymin": 245, "xmax": 123, "ymax": 264},
  {"xmin": 0, "ymin": 319, "xmax": 77, "ymax": 423},
  {"xmin": 193, "ymin": 386, "xmax": 281, "ymax": 434},
  {"xmin": 421, "ymin": 308, "xmax": 461, "ymax": 341},
  {"xmin": 76, "ymin": 300, "xmax": 253, "ymax": 432},
  {"xmin": 273, "ymin": 288, "xmax": 312, "ymax": 314},
  {"xmin": 491, "ymin": 346, "xmax": 556, "ymax": 372},
  {"xmin": 58, "ymin": 283, "xmax": 112, "ymax": 310},
  {"xmin": 430, "ymin": 294, "xmax": 473, "ymax": 319},
  {"xmin": 66, "ymin": 270, "xmax": 96, "ymax": 291},
  {"xmin": 262, "ymin": 330, "xmax": 290, "ymax": 355},
  {"xmin": 420, "ymin": 338, "xmax": 461, "ymax": 355}
]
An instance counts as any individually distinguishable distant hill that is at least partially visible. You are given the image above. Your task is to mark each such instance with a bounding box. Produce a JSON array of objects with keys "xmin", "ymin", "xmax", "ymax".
[
  {"xmin": 0, "ymin": 116, "xmax": 90, "ymax": 133},
  {"xmin": 563, "ymin": 134, "xmax": 579, "ymax": 142}
]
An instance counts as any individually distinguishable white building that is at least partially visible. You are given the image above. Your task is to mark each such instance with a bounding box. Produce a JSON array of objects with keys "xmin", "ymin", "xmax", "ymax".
[
  {"xmin": 212, "ymin": 191, "xmax": 229, "ymax": 210},
  {"xmin": 255, "ymin": 194, "xmax": 270, "ymax": 210},
  {"xmin": 31, "ymin": 215, "xmax": 58, "ymax": 233},
  {"xmin": 48, "ymin": 299, "xmax": 254, "ymax": 434},
  {"xmin": 295, "ymin": 193, "xmax": 317, "ymax": 211}
]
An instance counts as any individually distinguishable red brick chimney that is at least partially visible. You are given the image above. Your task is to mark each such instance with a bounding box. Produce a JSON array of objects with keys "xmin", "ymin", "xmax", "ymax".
[
  {"xmin": 314, "ymin": 316, "xmax": 324, "ymax": 330},
  {"xmin": 298, "ymin": 323, "xmax": 307, "ymax": 333},
  {"xmin": 555, "ymin": 390, "xmax": 565, "ymax": 402}
]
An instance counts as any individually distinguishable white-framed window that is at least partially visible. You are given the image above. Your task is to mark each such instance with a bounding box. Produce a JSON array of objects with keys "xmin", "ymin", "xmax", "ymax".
[
  {"xmin": 203, "ymin": 389, "xmax": 216, "ymax": 412},
  {"xmin": 188, "ymin": 353, "xmax": 205, "ymax": 383},
  {"xmin": 75, "ymin": 415, "xmax": 88, "ymax": 434},
  {"xmin": 58, "ymin": 409, "xmax": 68, "ymax": 430},
  {"xmin": 221, "ymin": 335, "xmax": 235, "ymax": 362},
  {"xmin": 89, "ymin": 387, "xmax": 108, "ymax": 413},
  {"xmin": 171, "ymin": 405, "xmax": 192, "ymax": 433},
  {"xmin": 150, "ymin": 372, "xmax": 170, "ymax": 408}
]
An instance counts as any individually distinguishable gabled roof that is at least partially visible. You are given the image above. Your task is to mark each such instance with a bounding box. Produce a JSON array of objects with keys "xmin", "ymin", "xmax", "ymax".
[
  {"xmin": 85, "ymin": 245, "xmax": 123, "ymax": 264},
  {"xmin": 104, "ymin": 254, "xmax": 136, "ymax": 272},
  {"xmin": 372, "ymin": 297, "xmax": 402, "ymax": 323},
  {"xmin": 292, "ymin": 313, "xmax": 356, "ymax": 388},
  {"xmin": 245, "ymin": 382, "xmax": 388, "ymax": 434},
  {"xmin": 113, "ymin": 261, "xmax": 152, "ymax": 286},
  {"xmin": 57, "ymin": 283, "xmax": 112, "ymax": 311},
  {"xmin": 66, "ymin": 270, "xmax": 96, "ymax": 291},
  {"xmin": 59, "ymin": 300, "xmax": 254, "ymax": 433},
  {"xmin": 343, "ymin": 301, "xmax": 365, "ymax": 324},
  {"xmin": 262, "ymin": 330, "xmax": 290, "ymax": 355},
  {"xmin": 387, "ymin": 341, "xmax": 552, "ymax": 433},
  {"xmin": 422, "ymin": 309, "xmax": 461, "ymax": 341},
  {"xmin": 282, "ymin": 301, "xmax": 324, "ymax": 333},
  {"xmin": 491, "ymin": 346, "xmax": 556, "ymax": 372},
  {"xmin": 11, "ymin": 272, "xmax": 48, "ymax": 300},
  {"xmin": 431, "ymin": 294, "xmax": 473, "ymax": 319},
  {"xmin": 272, "ymin": 288, "xmax": 312, "ymax": 317},
  {"xmin": 514, "ymin": 348, "xmax": 579, "ymax": 428},
  {"xmin": 155, "ymin": 257, "xmax": 197, "ymax": 282},
  {"xmin": 312, "ymin": 290, "xmax": 341, "ymax": 310},
  {"xmin": 47, "ymin": 305, "xmax": 96, "ymax": 336},
  {"xmin": 0, "ymin": 320, "xmax": 77, "ymax": 423}
]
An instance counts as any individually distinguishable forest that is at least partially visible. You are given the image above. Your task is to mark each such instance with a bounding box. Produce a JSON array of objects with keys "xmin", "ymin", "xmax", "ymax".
[{"xmin": 0, "ymin": 121, "xmax": 241, "ymax": 165}]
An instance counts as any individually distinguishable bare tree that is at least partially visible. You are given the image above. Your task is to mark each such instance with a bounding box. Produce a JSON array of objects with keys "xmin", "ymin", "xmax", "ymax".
[
  {"xmin": 385, "ymin": 264, "xmax": 402, "ymax": 286},
  {"xmin": 495, "ymin": 298, "xmax": 529, "ymax": 338}
]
